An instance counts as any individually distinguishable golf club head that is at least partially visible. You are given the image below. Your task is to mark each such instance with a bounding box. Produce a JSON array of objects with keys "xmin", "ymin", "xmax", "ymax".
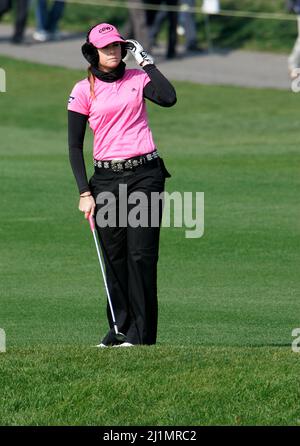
[{"xmin": 115, "ymin": 332, "xmax": 126, "ymax": 342}]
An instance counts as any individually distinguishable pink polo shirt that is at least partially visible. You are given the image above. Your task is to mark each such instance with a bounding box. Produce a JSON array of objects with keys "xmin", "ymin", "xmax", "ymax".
[{"xmin": 67, "ymin": 69, "xmax": 156, "ymax": 160}]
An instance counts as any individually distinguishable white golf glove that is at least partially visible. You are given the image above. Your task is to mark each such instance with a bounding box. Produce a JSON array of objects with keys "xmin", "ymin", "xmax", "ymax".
[{"xmin": 125, "ymin": 39, "xmax": 154, "ymax": 67}]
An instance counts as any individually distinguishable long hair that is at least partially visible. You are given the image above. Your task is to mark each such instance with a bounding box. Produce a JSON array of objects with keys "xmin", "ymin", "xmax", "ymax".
[{"xmin": 87, "ymin": 65, "xmax": 96, "ymax": 100}]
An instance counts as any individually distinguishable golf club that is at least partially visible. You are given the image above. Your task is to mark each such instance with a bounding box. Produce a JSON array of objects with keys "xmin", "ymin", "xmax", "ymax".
[{"xmin": 88, "ymin": 214, "xmax": 126, "ymax": 343}]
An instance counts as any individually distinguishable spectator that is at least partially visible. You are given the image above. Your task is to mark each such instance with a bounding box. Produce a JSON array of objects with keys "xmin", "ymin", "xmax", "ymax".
[
  {"xmin": 147, "ymin": 0, "xmax": 178, "ymax": 59},
  {"xmin": 33, "ymin": 0, "xmax": 65, "ymax": 42},
  {"xmin": 177, "ymin": 0, "xmax": 200, "ymax": 52},
  {"xmin": 123, "ymin": 0, "xmax": 151, "ymax": 50},
  {"xmin": 0, "ymin": 0, "xmax": 30, "ymax": 44},
  {"xmin": 148, "ymin": 4, "xmax": 167, "ymax": 48},
  {"xmin": 287, "ymin": 0, "xmax": 300, "ymax": 79}
]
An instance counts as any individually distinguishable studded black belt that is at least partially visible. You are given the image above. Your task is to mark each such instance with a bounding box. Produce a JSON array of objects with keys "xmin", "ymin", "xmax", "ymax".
[{"xmin": 93, "ymin": 150, "xmax": 159, "ymax": 172}]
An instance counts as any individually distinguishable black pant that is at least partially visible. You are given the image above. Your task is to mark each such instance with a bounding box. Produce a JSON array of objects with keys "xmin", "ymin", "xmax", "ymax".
[
  {"xmin": 146, "ymin": 0, "xmax": 178, "ymax": 58},
  {"xmin": 0, "ymin": 0, "xmax": 30, "ymax": 41},
  {"xmin": 89, "ymin": 158, "xmax": 170, "ymax": 345},
  {"xmin": 123, "ymin": 0, "xmax": 151, "ymax": 51}
]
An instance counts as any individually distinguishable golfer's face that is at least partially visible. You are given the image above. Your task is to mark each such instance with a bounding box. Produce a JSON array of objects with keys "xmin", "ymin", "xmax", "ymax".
[{"xmin": 97, "ymin": 43, "xmax": 122, "ymax": 72}]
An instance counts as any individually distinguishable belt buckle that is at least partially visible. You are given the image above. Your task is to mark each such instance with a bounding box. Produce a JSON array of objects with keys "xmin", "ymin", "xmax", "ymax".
[{"xmin": 111, "ymin": 159, "xmax": 125, "ymax": 172}]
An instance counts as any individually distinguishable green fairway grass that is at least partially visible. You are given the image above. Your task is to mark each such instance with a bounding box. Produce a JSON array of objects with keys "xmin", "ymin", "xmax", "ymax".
[
  {"xmin": 0, "ymin": 56, "xmax": 299, "ymax": 425},
  {"xmin": 0, "ymin": 346, "xmax": 299, "ymax": 426}
]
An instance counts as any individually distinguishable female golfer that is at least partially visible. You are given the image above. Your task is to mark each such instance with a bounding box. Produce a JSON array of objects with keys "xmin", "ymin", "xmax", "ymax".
[{"xmin": 68, "ymin": 23, "xmax": 176, "ymax": 347}]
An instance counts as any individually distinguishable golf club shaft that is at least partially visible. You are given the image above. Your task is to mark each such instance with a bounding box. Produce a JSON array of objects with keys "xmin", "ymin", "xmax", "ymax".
[{"xmin": 89, "ymin": 216, "xmax": 119, "ymax": 335}]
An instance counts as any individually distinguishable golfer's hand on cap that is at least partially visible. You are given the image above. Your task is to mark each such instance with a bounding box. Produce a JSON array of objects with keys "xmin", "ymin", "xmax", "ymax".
[
  {"xmin": 79, "ymin": 194, "xmax": 96, "ymax": 219},
  {"xmin": 125, "ymin": 39, "xmax": 154, "ymax": 67}
]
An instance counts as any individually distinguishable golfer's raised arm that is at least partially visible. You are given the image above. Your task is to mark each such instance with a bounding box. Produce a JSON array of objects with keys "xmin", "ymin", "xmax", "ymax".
[{"xmin": 143, "ymin": 64, "xmax": 177, "ymax": 107}]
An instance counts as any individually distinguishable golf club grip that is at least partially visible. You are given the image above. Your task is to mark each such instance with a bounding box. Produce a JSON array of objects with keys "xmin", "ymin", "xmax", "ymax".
[{"xmin": 88, "ymin": 214, "xmax": 95, "ymax": 232}]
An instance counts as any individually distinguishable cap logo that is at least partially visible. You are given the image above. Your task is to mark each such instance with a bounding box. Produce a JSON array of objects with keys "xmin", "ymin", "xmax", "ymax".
[{"xmin": 98, "ymin": 25, "xmax": 114, "ymax": 34}]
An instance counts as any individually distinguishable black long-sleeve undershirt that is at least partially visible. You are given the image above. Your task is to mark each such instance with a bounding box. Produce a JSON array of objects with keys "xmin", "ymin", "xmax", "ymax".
[
  {"xmin": 143, "ymin": 64, "xmax": 177, "ymax": 107},
  {"xmin": 68, "ymin": 65, "xmax": 177, "ymax": 194},
  {"xmin": 68, "ymin": 112, "xmax": 89, "ymax": 194}
]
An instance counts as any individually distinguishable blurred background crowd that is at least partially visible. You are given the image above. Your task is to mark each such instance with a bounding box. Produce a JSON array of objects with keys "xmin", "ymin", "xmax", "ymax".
[
  {"xmin": 1, "ymin": 1, "xmax": 300, "ymax": 78},
  {"xmin": 0, "ymin": 0, "xmax": 66, "ymax": 43}
]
